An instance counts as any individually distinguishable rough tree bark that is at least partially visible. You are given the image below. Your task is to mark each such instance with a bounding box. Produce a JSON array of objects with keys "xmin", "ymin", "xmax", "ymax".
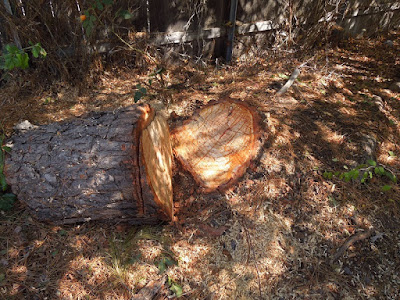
[{"xmin": 5, "ymin": 105, "xmax": 173, "ymax": 225}]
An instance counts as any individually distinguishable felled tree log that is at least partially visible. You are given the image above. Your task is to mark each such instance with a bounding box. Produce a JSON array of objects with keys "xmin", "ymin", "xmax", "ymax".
[
  {"xmin": 5, "ymin": 105, "xmax": 173, "ymax": 225},
  {"xmin": 172, "ymin": 98, "xmax": 262, "ymax": 192}
]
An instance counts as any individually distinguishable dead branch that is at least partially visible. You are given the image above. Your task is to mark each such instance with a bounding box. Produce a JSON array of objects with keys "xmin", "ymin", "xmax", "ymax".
[
  {"xmin": 331, "ymin": 229, "xmax": 374, "ymax": 262},
  {"xmin": 132, "ymin": 276, "xmax": 166, "ymax": 300},
  {"xmin": 276, "ymin": 68, "xmax": 300, "ymax": 96},
  {"xmin": 240, "ymin": 218, "xmax": 262, "ymax": 299}
]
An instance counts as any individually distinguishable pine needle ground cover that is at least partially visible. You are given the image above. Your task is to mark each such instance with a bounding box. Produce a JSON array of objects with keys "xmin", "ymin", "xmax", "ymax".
[{"xmin": 1, "ymin": 32, "xmax": 400, "ymax": 299}]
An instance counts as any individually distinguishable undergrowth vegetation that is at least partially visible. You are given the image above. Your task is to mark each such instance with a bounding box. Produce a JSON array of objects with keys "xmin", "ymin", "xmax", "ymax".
[{"xmin": 323, "ymin": 159, "xmax": 397, "ymax": 192}]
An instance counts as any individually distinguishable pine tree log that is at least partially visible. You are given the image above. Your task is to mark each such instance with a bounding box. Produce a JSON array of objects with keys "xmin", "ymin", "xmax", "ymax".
[
  {"xmin": 171, "ymin": 98, "xmax": 262, "ymax": 192},
  {"xmin": 4, "ymin": 105, "xmax": 173, "ymax": 225}
]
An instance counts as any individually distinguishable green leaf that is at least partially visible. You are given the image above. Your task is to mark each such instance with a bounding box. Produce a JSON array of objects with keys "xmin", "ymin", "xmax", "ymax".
[
  {"xmin": 39, "ymin": 47, "xmax": 47, "ymax": 58},
  {"xmin": 5, "ymin": 44, "xmax": 19, "ymax": 54},
  {"xmin": 378, "ymin": 166, "xmax": 385, "ymax": 175},
  {"xmin": 367, "ymin": 159, "xmax": 377, "ymax": 167},
  {"xmin": 2, "ymin": 146, "xmax": 11, "ymax": 153},
  {"xmin": 164, "ymin": 257, "xmax": 177, "ymax": 267},
  {"xmin": 0, "ymin": 174, "xmax": 7, "ymax": 191},
  {"xmin": 332, "ymin": 158, "xmax": 338, "ymax": 162},
  {"xmin": 328, "ymin": 195, "xmax": 338, "ymax": 207},
  {"xmin": 151, "ymin": 67, "xmax": 165, "ymax": 76},
  {"xmin": 4, "ymin": 55, "xmax": 17, "ymax": 70},
  {"xmin": 134, "ymin": 91, "xmax": 142, "ymax": 102},
  {"xmin": 16, "ymin": 52, "xmax": 29, "ymax": 69},
  {"xmin": 352, "ymin": 170, "xmax": 359, "ymax": 180},
  {"xmin": 58, "ymin": 229, "xmax": 67, "ymax": 236},
  {"xmin": 85, "ymin": 25, "xmax": 93, "ymax": 36},
  {"xmin": 323, "ymin": 171, "xmax": 332, "ymax": 179},
  {"xmin": 0, "ymin": 193, "xmax": 16, "ymax": 211},
  {"xmin": 381, "ymin": 185, "xmax": 392, "ymax": 192},
  {"xmin": 31, "ymin": 43, "xmax": 46, "ymax": 58},
  {"xmin": 277, "ymin": 73, "xmax": 289, "ymax": 79},
  {"xmin": 170, "ymin": 282, "xmax": 183, "ymax": 297},
  {"xmin": 388, "ymin": 151, "xmax": 396, "ymax": 157},
  {"xmin": 157, "ymin": 260, "xmax": 166, "ymax": 273},
  {"xmin": 120, "ymin": 10, "xmax": 133, "ymax": 19},
  {"xmin": 383, "ymin": 171, "xmax": 396, "ymax": 183},
  {"xmin": 344, "ymin": 173, "xmax": 351, "ymax": 182},
  {"xmin": 97, "ymin": 2, "xmax": 104, "ymax": 10},
  {"xmin": 139, "ymin": 87, "xmax": 147, "ymax": 95},
  {"xmin": 31, "ymin": 46, "xmax": 39, "ymax": 58}
]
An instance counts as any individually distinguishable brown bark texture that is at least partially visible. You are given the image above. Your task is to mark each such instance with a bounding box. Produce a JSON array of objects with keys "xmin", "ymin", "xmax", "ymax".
[{"xmin": 5, "ymin": 105, "xmax": 173, "ymax": 225}]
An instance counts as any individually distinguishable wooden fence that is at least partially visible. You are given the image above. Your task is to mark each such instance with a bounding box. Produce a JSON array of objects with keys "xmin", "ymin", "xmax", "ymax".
[{"xmin": 1, "ymin": 0, "xmax": 399, "ymax": 67}]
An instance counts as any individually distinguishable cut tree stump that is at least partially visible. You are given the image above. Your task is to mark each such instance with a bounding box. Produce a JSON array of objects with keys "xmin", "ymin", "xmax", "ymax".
[
  {"xmin": 5, "ymin": 105, "xmax": 173, "ymax": 225},
  {"xmin": 172, "ymin": 98, "xmax": 262, "ymax": 192}
]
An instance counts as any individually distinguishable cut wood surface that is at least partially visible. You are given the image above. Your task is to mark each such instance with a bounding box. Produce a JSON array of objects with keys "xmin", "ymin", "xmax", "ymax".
[
  {"xmin": 172, "ymin": 99, "xmax": 262, "ymax": 192},
  {"xmin": 5, "ymin": 105, "xmax": 173, "ymax": 224}
]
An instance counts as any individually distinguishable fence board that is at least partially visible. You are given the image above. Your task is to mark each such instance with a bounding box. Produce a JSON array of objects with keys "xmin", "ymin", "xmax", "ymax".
[{"xmin": 0, "ymin": 0, "xmax": 399, "ymax": 64}]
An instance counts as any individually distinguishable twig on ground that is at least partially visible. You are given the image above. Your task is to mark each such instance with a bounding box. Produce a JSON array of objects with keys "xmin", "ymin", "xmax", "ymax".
[
  {"xmin": 276, "ymin": 68, "xmax": 300, "ymax": 96},
  {"xmin": 131, "ymin": 275, "xmax": 166, "ymax": 300},
  {"xmin": 240, "ymin": 219, "xmax": 262, "ymax": 299},
  {"xmin": 331, "ymin": 228, "xmax": 374, "ymax": 262},
  {"xmin": 276, "ymin": 61, "xmax": 308, "ymax": 96}
]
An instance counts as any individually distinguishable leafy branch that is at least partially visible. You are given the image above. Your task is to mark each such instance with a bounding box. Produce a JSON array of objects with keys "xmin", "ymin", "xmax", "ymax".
[
  {"xmin": 80, "ymin": 0, "xmax": 158, "ymax": 65},
  {"xmin": 0, "ymin": 42, "xmax": 46, "ymax": 71},
  {"xmin": 133, "ymin": 67, "xmax": 168, "ymax": 102},
  {"xmin": 323, "ymin": 159, "xmax": 397, "ymax": 192},
  {"xmin": 168, "ymin": 276, "xmax": 183, "ymax": 298}
]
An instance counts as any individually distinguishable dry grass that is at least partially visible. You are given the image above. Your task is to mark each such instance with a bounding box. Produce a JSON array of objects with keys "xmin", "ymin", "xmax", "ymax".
[{"xmin": 1, "ymin": 31, "xmax": 400, "ymax": 299}]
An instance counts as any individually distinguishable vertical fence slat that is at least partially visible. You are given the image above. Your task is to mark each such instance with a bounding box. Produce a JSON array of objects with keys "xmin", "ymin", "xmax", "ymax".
[{"xmin": 3, "ymin": 0, "xmax": 22, "ymax": 48}]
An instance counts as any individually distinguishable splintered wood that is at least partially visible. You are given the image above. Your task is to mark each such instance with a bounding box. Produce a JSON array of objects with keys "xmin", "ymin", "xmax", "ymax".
[
  {"xmin": 172, "ymin": 99, "xmax": 261, "ymax": 192},
  {"xmin": 140, "ymin": 114, "xmax": 174, "ymax": 219}
]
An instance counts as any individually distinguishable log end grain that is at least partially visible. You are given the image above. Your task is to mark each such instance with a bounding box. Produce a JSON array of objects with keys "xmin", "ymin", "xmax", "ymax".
[{"xmin": 171, "ymin": 98, "xmax": 263, "ymax": 192}]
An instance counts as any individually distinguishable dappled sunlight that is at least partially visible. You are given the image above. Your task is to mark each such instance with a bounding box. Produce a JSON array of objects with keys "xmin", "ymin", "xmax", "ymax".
[
  {"xmin": 1, "ymin": 28, "xmax": 400, "ymax": 299},
  {"xmin": 8, "ymin": 265, "xmax": 27, "ymax": 283},
  {"xmin": 190, "ymin": 209, "xmax": 293, "ymax": 298},
  {"xmin": 172, "ymin": 99, "xmax": 261, "ymax": 192},
  {"xmin": 171, "ymin": 240, "xmax": 212, "ymax": 281},
  {"xmin": 315, "ymin": 121, "xmax": 346, "ymax": 145}
]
